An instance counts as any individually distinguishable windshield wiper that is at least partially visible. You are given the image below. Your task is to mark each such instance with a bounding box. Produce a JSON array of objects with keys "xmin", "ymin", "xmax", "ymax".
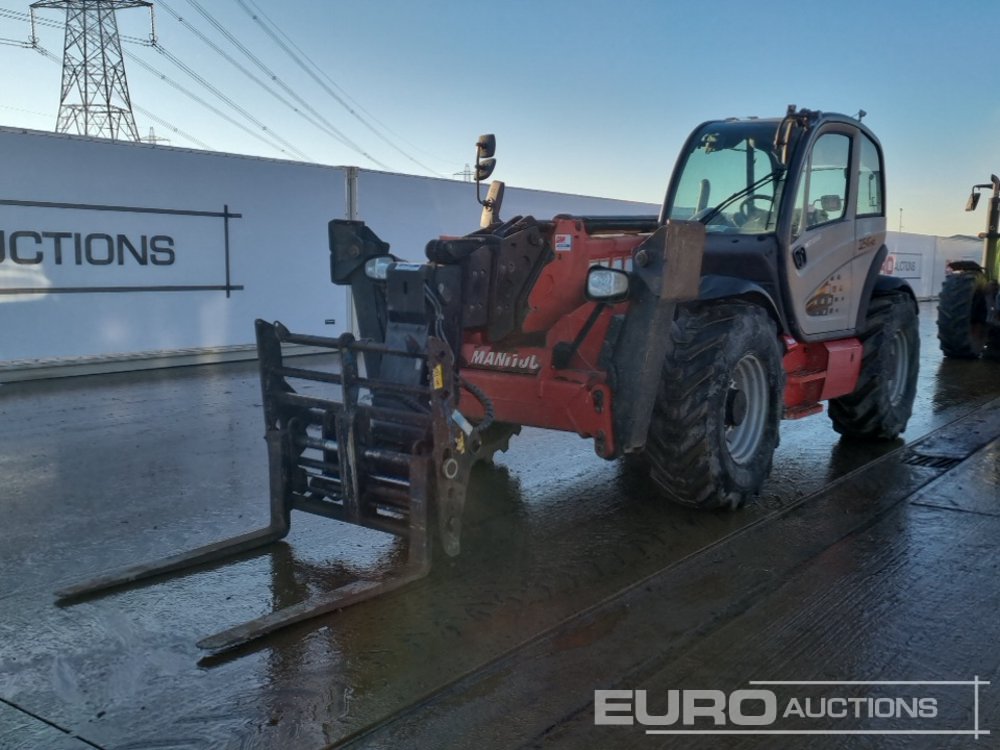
[{"xmin": 698, "ymin": 168, "xmax": 784, "ymax": 226}]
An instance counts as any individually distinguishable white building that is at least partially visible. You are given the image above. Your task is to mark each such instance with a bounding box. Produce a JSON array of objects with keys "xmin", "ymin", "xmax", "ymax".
[{"xmin": 0, "ymin": 127, "xmax": 982, "ymax": 382}]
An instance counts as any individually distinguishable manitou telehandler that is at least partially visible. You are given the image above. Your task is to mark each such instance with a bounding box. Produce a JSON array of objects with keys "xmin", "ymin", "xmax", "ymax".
[
  {"xmin": 59, "ymin": 106, "xmax": 920, "ymax": 655},
  {"xmin": 937, "ymin": 175, "xmax": 1000, "ymax": 358}
]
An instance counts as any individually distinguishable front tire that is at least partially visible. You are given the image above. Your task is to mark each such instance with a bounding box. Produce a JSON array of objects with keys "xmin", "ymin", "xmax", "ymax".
[
  {"xmin": 829, "ymin": 292, "xmax": 919, "ymax": 440},
  {"xmin": 643, "ymin": 303, "xmax": 784, "ymax": 510}
]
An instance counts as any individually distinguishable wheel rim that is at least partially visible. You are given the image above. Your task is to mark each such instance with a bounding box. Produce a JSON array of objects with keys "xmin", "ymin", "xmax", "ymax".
[
  {"xmin": 725, "ymin": 353, "xmax": 769, "ymax": 464},
  {"xmin": 886, "ymin": 328, "xmax": 910, "ymax": 405}
]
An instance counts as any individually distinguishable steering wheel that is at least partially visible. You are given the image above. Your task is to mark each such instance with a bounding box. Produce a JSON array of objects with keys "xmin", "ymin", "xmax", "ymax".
[
  {"xmin": 693, "ymin": 207, "xmax": 738, "ymax": 228},
  {"xmin": 739, "ymin": 194, "xmax": 774, "ymax": 218}
]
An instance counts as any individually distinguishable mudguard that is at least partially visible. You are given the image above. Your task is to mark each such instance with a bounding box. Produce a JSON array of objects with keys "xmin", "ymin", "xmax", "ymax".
[
  {"xmin": 698, "ymin": 274, "xmax": 787, "ymax": 332},
  {"xmin": 873, "ymin": 274, "xmax": 917, "ymax": 304}
]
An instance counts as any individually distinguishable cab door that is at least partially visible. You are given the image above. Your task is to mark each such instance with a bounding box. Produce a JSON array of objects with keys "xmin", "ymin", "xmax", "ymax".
[{"xmin": 784, "ymin": 129, "xmax": 856, "ymax": 338}]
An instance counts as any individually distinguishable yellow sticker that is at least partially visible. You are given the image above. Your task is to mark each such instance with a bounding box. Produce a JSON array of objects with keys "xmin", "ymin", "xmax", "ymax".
[
  {"xmin": 456, "ymin": 432, "xmax": 466, "ymax": 454},
  {"xmin": 433, "ymin": 364, "xmax": 444, "ymax": 390}
]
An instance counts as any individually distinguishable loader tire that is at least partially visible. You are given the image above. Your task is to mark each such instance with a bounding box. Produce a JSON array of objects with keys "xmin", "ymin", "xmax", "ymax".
[
  {"xmin": 937, "ymin": 271, "xmax": 989, "ymax": 358},
  {"xmin": 644, "ymin": 302, "xmax": 783, "ymax": 510},
  {"xmin": 829, "ymin": 292, "xmax": 919, "ymax": 440}
]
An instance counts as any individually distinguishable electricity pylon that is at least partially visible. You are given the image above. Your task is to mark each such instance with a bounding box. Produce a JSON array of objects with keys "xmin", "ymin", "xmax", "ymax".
[{"xmin": 30, "ymin": 0, "xmax": 155, "ymax": 141}]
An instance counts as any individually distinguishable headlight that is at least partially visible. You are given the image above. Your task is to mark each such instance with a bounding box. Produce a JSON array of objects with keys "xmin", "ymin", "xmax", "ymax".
[
  {"xmin": 586, "ymin": 267, "xmax": 631, "ymax": 302},
  {"xmin": 364, "ymin": 256, "xmax": 394, "ymax": 280}
]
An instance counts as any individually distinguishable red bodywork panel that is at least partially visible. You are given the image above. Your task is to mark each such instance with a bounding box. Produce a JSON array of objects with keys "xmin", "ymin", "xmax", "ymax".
[
  {"xmin": 458, "ymin": 218, "xmax": 642, "ymax": 458},
  {"xmin": 456, "ymin": 217, "xmax": 865, "ymax": 457},
  {"xmin": 781, "ymin": 335, "xmax": 863, "ymax": 419}
]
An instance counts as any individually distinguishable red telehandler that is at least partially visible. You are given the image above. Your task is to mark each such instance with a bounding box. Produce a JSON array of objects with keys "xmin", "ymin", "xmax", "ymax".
[{"xmin": 58, "ymin": 107, "xmax": 919, "ymax": 655}]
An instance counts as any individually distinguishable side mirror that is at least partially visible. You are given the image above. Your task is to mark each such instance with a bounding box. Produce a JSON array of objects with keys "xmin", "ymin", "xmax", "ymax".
[
  {"xmin": 474, "ymin": 134, "xmax": 501, "ymax": 221},
  {"xmin": 819, "ymin": 194, "xmax": 842, "ymax": 212},
  {"xmin": 476, "ymin": 134, "xmax": 496, "ymax": 159},
  {"xmin": 475, "ymin": 157, "xmax": 496, "ymax": 182},
  {"xmin": 966, "ymin": 191, "xmax": 981, "ymax": 212},
  {"xmin": 586, "ymin": 267, "xmax": 631, "ymax": 303}
]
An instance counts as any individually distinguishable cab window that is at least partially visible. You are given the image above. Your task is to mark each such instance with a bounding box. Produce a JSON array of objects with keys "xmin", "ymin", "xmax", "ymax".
[
  {"xmin": 667, "ymin": 120, "xmax": 787, "ymax": 235},
  {"xmin": 857, "ymin": 135, "xmax": 883, "ymax": 217},
  {"xmin": 791, "ymin": 133, "xmax": 850, "ymax": 238}
]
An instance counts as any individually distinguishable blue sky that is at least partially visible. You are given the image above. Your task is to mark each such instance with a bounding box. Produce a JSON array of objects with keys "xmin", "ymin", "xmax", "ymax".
[{"xmin": 1, "ymin": 0, "xmax": 998, "ymax": 238}]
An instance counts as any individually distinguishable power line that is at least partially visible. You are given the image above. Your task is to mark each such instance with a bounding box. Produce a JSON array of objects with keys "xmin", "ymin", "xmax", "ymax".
[
  {"xmin": 243, "ymin": 0, "xmax": 442, "ymax": 161},
  {"xmin": 184, "ymin": 0, "xmax": 387, "ymax": 168},
  {"xmin": 182, "ymin": 0, "xmax": 390, "ymax": 169},
  {"xmin": 5, "ymin": 2, "xmax": 442, "ymax": 172},
  {"xmin": 18, "ymin": 7, "xmax": 310, "ymax": 159},
  {"xmin": 124, "ymin": 50, "xmax": 305, "ymax": 159},
  {"xmin": 32, "ymin": 43, "xmax": 208, "ymax": 151},
  {"xmin": 149, "ymin": 41, "xmax": 312, "ymax": 160},
  {"xmin": 133, "ymin": 103, "xmax": 211, "ymax": 149},
  {"xmin": 154, "ymin": 0, "xmax": 361, "ymax": 157},
  {"xmin": 0, "ymin": 5, "xmax": 152, "ymax": 45},
  {"xmin": 235, "ymin": 0, "xmax": 446, "ymax": 177},
  {"xmin": 0, "ymin": 102, "xmax": 50, "ymax": 118}
]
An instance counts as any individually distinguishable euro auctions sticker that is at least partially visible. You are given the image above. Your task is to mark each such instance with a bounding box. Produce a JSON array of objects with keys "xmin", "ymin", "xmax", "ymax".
[
  {"xmin": 593, "ymin": 678, "xmax": 990, "ymax": 738},
  {"xmin": 555, "ymin": 234, "xmax": 573, "ymax": 252}
]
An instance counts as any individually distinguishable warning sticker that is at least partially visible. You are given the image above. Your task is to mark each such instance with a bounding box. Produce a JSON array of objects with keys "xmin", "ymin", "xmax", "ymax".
[{"xmin": 554, "ymin": 234, "xmax": 573, "ymax": 252}]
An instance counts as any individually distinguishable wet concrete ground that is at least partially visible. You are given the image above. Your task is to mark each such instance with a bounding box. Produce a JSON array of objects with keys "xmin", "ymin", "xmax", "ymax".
[{"xmin": 1, "ymin": 300, "xmax": 999, "ymax": 749}]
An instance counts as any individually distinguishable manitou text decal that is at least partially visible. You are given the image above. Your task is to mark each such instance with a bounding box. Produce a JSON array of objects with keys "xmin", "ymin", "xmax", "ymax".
[{"xmin": 469, "ymin": 348, "xmax": 542, "ymax": 373}]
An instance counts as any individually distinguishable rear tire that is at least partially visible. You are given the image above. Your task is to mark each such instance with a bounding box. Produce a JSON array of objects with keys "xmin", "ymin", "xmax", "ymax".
[
  {"xmin": 937, "ymin": 271, "xmax": 989, "ymax": 358},
  {"xmin": 643, "ymin": 303, "xmax": 784, "ymax": 510},
  {"xmin": 829, "ymin": 292, "xmax": 919, "ymax": 440}
]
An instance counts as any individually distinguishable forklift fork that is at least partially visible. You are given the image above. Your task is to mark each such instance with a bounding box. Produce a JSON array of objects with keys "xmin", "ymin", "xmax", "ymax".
[{"xmin": 56, "ymin": 321, "xmax": 464, "ymax": 656}]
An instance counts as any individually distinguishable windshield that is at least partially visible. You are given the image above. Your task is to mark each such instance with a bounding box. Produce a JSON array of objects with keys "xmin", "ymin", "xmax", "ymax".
[{"xmin": 667, "ymin": 120, "xmax": 789, "ymax": 234}]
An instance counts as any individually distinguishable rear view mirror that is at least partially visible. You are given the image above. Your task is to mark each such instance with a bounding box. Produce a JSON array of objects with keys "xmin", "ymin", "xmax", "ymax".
[
  {"xmin": 476, "ymin": 134, "xmax": 496, "ymax": 159},
  {"xmin": 474, "ymin": 133, "xmax": 502, "ymax": 222},
  {"xmin": 475, "ymin": 158, "xmax": 496, "ymax": 182},
  {"xmin": 966, "ymin": 191, "xmax": 981, "ymax": 212},
  {"xmin": 819, "ymin": 194, "xmax": 842, "ymax": 212}
]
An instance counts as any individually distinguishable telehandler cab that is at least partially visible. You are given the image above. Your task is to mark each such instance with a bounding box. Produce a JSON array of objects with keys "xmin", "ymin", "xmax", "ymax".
[{"xmin": 58, "ymin": 106, "xmax": 919, "ymax": 655}]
